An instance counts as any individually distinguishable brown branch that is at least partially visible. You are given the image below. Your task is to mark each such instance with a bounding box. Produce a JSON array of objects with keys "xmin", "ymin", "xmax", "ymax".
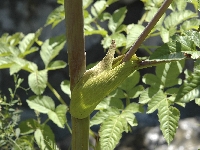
[{"xmin": 123, "ymin": 0, "xmax": 173, "ymax": 62}]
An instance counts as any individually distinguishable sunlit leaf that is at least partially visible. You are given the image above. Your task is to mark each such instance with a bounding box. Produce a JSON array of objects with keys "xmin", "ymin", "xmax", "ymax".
[
  {"xmin": 40, "ymin": 35, "xmax": 66, "ymax": 67},
  {"xmin": 158, "ymin": 100, "xmax": 180, "ymax": 144},
  {"xmin": 126, "ymin": 24, "xmax": 145, "ymax": 49},
  {"xmin": 27, "ymin": 95, "xmax": 55, "ymax": 113},
  {"xmin": 108, "ymin": 7, "xmax": 127, "ymax": 33},
  {"xmin": 28, "ymin": 70, "xmax": 48, "ymax": 95}
]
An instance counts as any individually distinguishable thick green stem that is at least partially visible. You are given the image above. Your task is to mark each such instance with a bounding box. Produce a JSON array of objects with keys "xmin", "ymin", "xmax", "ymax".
[
  {"xmin": 64, "ymin": 0, "xmax": 89, "ymax": 150},
  {"xmin": 123, "ymin": 0, "xmax": 173, "ymax": 62}
]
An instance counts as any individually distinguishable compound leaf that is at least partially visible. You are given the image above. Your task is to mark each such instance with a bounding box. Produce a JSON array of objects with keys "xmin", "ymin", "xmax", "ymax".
[{"xmin": 158, "ymin": 100, "xmax": 180, "ymax": 144}]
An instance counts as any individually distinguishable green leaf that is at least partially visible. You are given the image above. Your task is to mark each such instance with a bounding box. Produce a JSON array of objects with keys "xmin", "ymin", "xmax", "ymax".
[
  {"xmin": 60, "ymin": 80, "xmax": 71, "ymax": 98},
  {"xmin": 0, "ymin": 42, "xmax": 20, "ymax": 56},
  {"xmin": 109, "ymin": 97, "xmax": 124, "ymax": 109},
  {"xmin": 83, "ymin": 0, "xmax": 93, "ymax": 9},
  {"xmin": 158, "ymin": 100, "xmax": 180, "ymax": 144},
  {"xmin": 27, "ymin": 95, "xmax": 55, "ymax": 113},
  {"xmin": 119, "ymin": 71, "xmax": 140, "ymax": 91},
  {"xmin": 99, "ymin": 116, "xmax": 126, "ymax": 150},
  {"xmin": 170, "ymin": 0, "xmax": 187, "ymax": 11},
  {"xmin": 175, "ymin": 64, "xmax": 200, "ymax": 102},
  {"xmin": 147, "ymin": 90, "xmax": 166, "ymax": 113},
  {"xmin": 40, "ymin": 35, "xmax": 66, "ymax": 67},
  {"xmin": 48, "ymin": 104, "xmax": 68, "ymax": 128},
  {"xmin": 126, "ymin": 24, "xmax": 145, "ymax": 49},
  {"xmin": 57, "ymin": 0, "xmax": 64, "ymax": 4},
  {"xmin": 0, "ymin": 56, "xmax": 14, "ymax": 69},
  {"xmin": 91, "ymin": 0, "xmax": 107, "ymax": 17},
  {"xmin": 149, "ymin": 42, "xmax": 185, "ymax": 60},
  {"xmin": 34, "ymin": 129, "xmax": 46, "ymax": 150},
  {"xmin": 180, "ymin": 18, "xmax": 200, "ymax": 32},
  {"xmin": 1, "ymin": 32, "xmax": 24, "ymax": 46},
  {"xmin": 139, "ymin": 88, "xmax": 151, "ymax": 104},
  {"xmin": 145, "ymin": 7, "xmax": 159, "ymax": 22},
  {"xmin": 102, "ymin": 33, "xmax": 126, "ymax": 49},
  {"xmin": 10, "ymin": 64, "xmax": 23, "ymax": 75},
  {"xmin": 124, "ymin": 102, "xmax": 144, "ymax": 113},
  {"xmin": 108, "ymin": 7, "xmax": 127, "ymax": 33},
  {"xmin": 19, "ymin": 119, "xmax": 39, "ymax": 135},
  {"xmin": 182, "ymin": 30, "xmax": 200, "ymax": 48},
  {"xmin": 164, "ymin": 10, "xmax": 197, "ymax": 30},
  {"xmin": 19, "ymin": 28, "xmax": 42, "ymax": 54},
  {"xmin": 121, "ymin": 111, "xmax": 137, "ymax": 127},
  {"xmin": 160, "ymin": 27, "xmax": 170, "ymax": 43},
  {"xmin": 47, "ymin": 60, "xmax": 67, "ymax": 70},
  {"xmin": 28, "ymin": 70, "xmax": 48, "ymax": 95},
  {"xmin": 45, "ymin": 5, "xmax": 65, "ymax": 28},
  {"xmin": 95, "ymin": 97, "xmax": 111, "ymax": 110},
  {"xmin": 90, "ymin": 107, "xmax": 120, "ymax": 127},
  {"xmin": 155, "ymin": 61, "xmax": 183, "ymax": 88},
  {"xmin": 195, "ymin": 98, "xmax": 200, "ymax": 106}
]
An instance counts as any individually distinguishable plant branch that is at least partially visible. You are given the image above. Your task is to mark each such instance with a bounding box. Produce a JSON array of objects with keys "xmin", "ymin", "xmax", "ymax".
[
  {"xmin": 47, "ymin": 82, "xmax": 66, "ymax": 105},
  {"xmin": 123, "ymin": 0, "xmax": 173, "ymax": 62}
]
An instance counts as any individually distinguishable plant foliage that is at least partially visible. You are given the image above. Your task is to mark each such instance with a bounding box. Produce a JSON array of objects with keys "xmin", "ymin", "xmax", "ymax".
[{"xmin": 0, "ymin": 0, "xmax": 200, "ymax": 149}]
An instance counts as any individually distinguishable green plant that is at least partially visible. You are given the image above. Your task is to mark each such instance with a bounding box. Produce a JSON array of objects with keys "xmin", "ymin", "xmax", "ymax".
[
  {"xmin": 0, "ymin": 0, "xmax": 200, "ymax": 149},
  {"xmin": 0, "ymin": 75, "xmax": 23, "ymax": 149}
]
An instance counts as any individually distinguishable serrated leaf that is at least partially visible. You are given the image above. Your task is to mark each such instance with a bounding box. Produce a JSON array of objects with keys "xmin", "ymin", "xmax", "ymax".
[
  {"xmin": 60, "ymin": 80, "xmax": 71, "ymax": 98},
  {"xmin": 19, "ymin": 29, "xmax": 42, "ymax": 54},
  {"xmin": 180, "ymin": 18, "xmax": 200, "ymax": 32},
  {"xmin": 40, "ymin": 35, "xmax": 66, "ymax": 67},
  {"xmin": 47, "ymin": 60, "xmax": 67, "ymax": 70},
  {"xmin": 48, "ymin": 104, "xmax": 67, "ymax": 128},
  {"xmin": 149, "ymin": 42, "xmax": 185, "ymax": 60},
  {"xmin": 158, "ymin": 100, "xmax": 180, "ymax": 144},
  {"xmin": 45, "ymin": 5, "xmax": 65, "ymax": 28},
  {"xmin": 170, "ymin": 0, "xmax": 187, "ymax": 11},
  {"xmin": 121, "ymin": 111, "xmax": 137, "ymax": 127},
  {"xmin": 126, "ymin": 24, "xmax": 145, "ymax": 49},
  {"xmin": 108, "ymin": 7, "xmax": 127, "ymax": 33},
  {"xmin": 27, "ymin": 95, "xmax": 55, "ymax": 113},
  {"xmin": 90, "ymin": 107, "xmax": 120, "ymax": 127},
  {"xmin": 139, "ymin": 88, "xmax": 151, "ymax": 104},
  {"xmin": 28, "ymin": 70, "xmax": 48, "ymax": 95},
  {"xmin": 164, "ymin": 10, "xmax": 197, "ymax": 29},
  {"xmin": 147, "ymin": 90, "xmax": 166, "ymax": 113},
  {"xmin": 182, "ymin": 30, "xmax": 200, "ymax": 48},
  {"xmin": 175, "ymin": 64, "xmax": 200, "ymax": 102},
  {"xmin": 0, "ymin": 42, "xmax": 19, "ymax": 56},
  {"xmin": 99, "ymin": 116, "xmax": 126, "ymax": 150},
  {"xmin": 156, "ymin": 61, "xmax": 183, "ymax": 88}
]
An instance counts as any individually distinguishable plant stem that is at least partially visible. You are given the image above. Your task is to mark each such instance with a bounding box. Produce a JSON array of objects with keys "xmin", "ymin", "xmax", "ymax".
[
  {"xmin": 123, "ymin": 0, "xmax": 173, "ymax": 62},
  {"xmin": 47, "ymin": 82, "xmax": 66, "ymax": 105},
  {"xmin": 64, "ymin": 0, "xmax": 89, "ymax": 150}
]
